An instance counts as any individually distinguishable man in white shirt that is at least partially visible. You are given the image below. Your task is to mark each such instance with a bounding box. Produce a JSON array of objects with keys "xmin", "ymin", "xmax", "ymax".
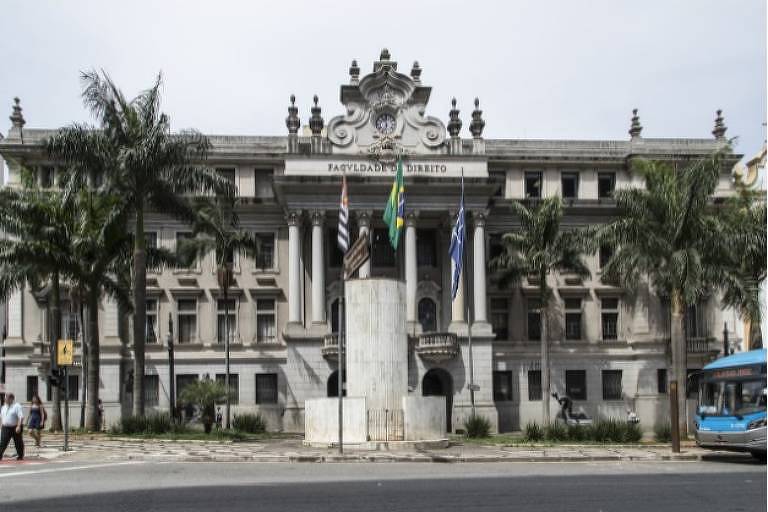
[{"xmin": 0, "ymin": 392, "xmax": 24, "ymax": 460}]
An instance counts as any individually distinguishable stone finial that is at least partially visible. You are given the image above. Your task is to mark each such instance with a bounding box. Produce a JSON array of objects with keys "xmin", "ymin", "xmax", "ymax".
[
  {"xmin": 380, "ymin": 48, "xmax": 391, "ymax": 61},
  {"xmin": 309, "ymin": 95, "xmax": 324, "ymax": 136},
  {"xmin": 469, "ymin": 98, "xmax": 485, "ymax": 138},
  {"xmin": 629, "ymin": 108, "xmax": 642, "ymax": 139},
  {"xmin": 349, "ymin": 59, "xmax": 360, "ymax": 85},
  {"xmin": 9, "ymin": 97, "xmax": 25, "ymax": 128},
  {"xmin": 285, "ymin": 94, "xmax": 300, "ymax": 134},
  {"xmin": 712, "ymin": 109, "xmax": 727, "ymax": 139},
  {"xmin": 448, "ymin": 98, "xmax": 462, "ymax": 138},
  {"xmin": 410, "ymin": 61, "xmax": 422, "ymax": 84}
]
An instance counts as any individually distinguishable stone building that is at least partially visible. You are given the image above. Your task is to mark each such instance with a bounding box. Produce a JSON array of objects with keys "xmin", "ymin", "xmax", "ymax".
[{"xmin": 0, "ymin": 50, "xmax": 740, "ymax": 433}]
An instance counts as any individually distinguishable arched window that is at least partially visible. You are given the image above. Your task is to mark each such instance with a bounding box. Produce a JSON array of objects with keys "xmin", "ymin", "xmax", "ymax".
[
  {"xmin": 418, "ymin": 298, "xmax": 437, "ymax": 332},
  {"xmin": 327, "ymin": 370, "xmax": 347, "ymax": 397}
]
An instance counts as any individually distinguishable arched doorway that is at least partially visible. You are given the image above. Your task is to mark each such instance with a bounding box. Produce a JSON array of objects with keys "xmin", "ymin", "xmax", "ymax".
[
  {"xmin": 327, "ymin": 370, "xmax": 346, "ymax": 397},
  {"xmin": 422, "ymin": 368, "xmax": 453, "ymax": 432}
]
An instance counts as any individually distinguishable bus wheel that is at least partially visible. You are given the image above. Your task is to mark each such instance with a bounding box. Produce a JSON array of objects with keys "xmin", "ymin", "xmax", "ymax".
[{"xmin": 750, "ymin": 451, "xmax": 766, "ymax": 463}]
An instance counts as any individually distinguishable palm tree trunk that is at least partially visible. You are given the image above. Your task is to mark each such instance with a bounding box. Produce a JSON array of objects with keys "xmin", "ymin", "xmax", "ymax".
[
  {"xmin": 85, "ymin": 289, "xmax": 100, "ymax": 431},
  {"xmin": 670, "ymin": 289, "xmax": 688, "ymax": 437},
  {"xmin": 132, "ymin": 206, "xmax": 146, "ymax": 417},
  {"xmin": 540, "ymin": 278, "xmax": 550, "ymax": 425},
  {"xmin": 49, "ymin": 275, "xmax": 63, "ymax": 431}
]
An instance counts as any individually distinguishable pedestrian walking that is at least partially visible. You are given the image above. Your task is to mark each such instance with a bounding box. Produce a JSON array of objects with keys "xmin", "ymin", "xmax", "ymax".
[
  {"xmin": 215, "ymin": 406, "xmax": 223, "ymax": 430},
  {"xmin": 0, "ymin": 392, "xmax": 24, "ymax": 460},
  {"xmin": 97, "ymin": 399, "xmax": 104, "ymax": 432},
  {"xmin": 26, "ymin": 395, "xmax": 46, "ymax": 447}
]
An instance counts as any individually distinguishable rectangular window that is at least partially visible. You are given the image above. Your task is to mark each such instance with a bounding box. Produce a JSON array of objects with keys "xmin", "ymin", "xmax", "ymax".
[
  {"xmin": 564, "ymin": 298, "xmax": 582, "ymax": 340},
  {"xmin": 145, "ymin": 231, "xmax": 158, "ymax": 250},
  {"xmin": 417, "ymin": 229, "xmax": 437, "ymax": 267},
  {"xmin": 328, "ymin": 229, "xmax": 345, "ymax": 267},
  {"xmin": 489, "ymin": 234, "xmax": 504, "ymax": 261},
  {"xmin": 175, "ymin": 232, "xmax": 196, "ymax": 269},
  {"xmin": 26, "ymin": 375, "xmax": 39, "ymax": 402},
  {"xmin": 686, "ymin": 304, "xmax": 704, "ymax": 338},
  {"xmin": 565, "ymin": 370, "xmax": 587, "ymax": 400},
  {"xmin": 176, "ymin": 374, "xmax": 198, "ymax": 399},
  {"xmin": 561, "ymin": 172, "xmax": 579, "ymax": 199},
  {"xmin": 686, "ymin": 369, "xmax": 700, "ymax": 398},
  {"xmin": 527, "ymin": 299, "xmax": 541, "ymax": 341},
  {"xmin": 598, "ymin": 172, "xmax": 616, "ymax": 199},
  {"xmin": 490, "ymin": 298, "xmax": 509, "ymax": 340},
  {"xmin": 256, "ymin": 299, "xmax": 276, "ymax": 344},
  {"xmin": 371, "ymin": 228, "xmax": 395, "ymax": 267},
  {"xmin": 255, "ymin": 373, "xmax": 278, "ymax": 404},
  {"xmin": 602, "ymin": 370, "xmax": 623, "ymax": 400},
  {"xmin": 177, "ymin": 299, "xmax": 197, "ymax": 344},
  {"xmin": 62, "ymin": 310, "xmax": 80, "ymax": 340},
  {"xmin": 145, "ymin": 375, "xmax": 159, "ymax": 407},
  {"xmin": 254, "ymin": 169, "xmax": 274, "ymax": 199},
  {"xmin": 599, "ymin": 245, "xmax": 612, "ymax": 269},
  {"xmin": 146, "ymin": 299, "xmax": 158, "ymax": 344},
  {"xmin": 254, "ymin": 233, "xmax": 275, "ymax": 270},
  {"xmin": 657, "ymin": 369, "xmax": 667, "ymax": 394},
  {"xmin": 40, "ymin": 166, "xmax": 54, "ymax": 188},
  {"xmin": 216, "ymin": 374, "xmax": 239, "ymax": 405},
  {"xmin": 66, "ymin": 375, "xmax": 79, "ymax": 401},
  {"xmin": 601, "ymin": 298, "xmax": 619, "ymax": 340},
  {"xmin": 525, "ymin": 172, "xmax": 542, "ymax": 198},
  {"xmin": 216, "ymin": 299, "xmax": 237, "ymax": 344},
  {"xmin": 217, "ymin": 168, "xmax": 236, "ymax": 186},
  {"xmin": 493, "ymin": 371, "xmax": 514, "ymax": 402},
  {"xmin": 528, "ymin": 370, "xmax": 542, "ymax": 401}
]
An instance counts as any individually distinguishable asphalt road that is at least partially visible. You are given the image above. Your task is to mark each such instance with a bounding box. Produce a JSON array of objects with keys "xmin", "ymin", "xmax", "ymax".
[{"xmin": 1, "ymin": 458, "xmax": 765, "ymax": 512}]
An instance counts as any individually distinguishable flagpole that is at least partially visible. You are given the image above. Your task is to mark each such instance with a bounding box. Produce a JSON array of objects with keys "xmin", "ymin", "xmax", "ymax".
[{"xmin": 461, "ymin": 169, "xmax": 476, "ymax": 417}]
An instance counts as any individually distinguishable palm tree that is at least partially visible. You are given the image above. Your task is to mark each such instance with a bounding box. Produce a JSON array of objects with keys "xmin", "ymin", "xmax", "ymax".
[
  {"xmin": 177, "ymin": 198, "xmax": 261, "ymax": 429},
  {"xmin": 595, "ymin": 151, "xmax": 730, "ymax": 436},
  {"xmin": 49, "ymin": 70, "xmax": 234, "ymax": 417},
  {"xmin": 490, "ymin": 197, "xmax": 591, "ymax": 424},
  {"xmin": 0, "ymin": 186, "xmax": 72, "ymax": 430},
  {"xmin": 716, "ymin": 187, "xmax": 767, "ymax": 349}
]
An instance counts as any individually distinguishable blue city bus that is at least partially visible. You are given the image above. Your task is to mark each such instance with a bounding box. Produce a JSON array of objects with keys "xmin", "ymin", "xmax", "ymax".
[{"xmin": 694, "ymin": 348, "xmax": 767, "ymax": 461}]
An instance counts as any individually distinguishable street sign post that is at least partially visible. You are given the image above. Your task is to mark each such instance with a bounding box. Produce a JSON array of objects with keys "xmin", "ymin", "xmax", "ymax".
[{"xmin": 343, "ymin": 231, "xmax": 370, "ymax": 279}]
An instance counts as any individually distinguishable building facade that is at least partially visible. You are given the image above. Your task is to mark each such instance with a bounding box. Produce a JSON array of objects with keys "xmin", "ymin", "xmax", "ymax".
[{"xmin": 0, "ymin": 50, "xmax": 741, "ymax": 433}]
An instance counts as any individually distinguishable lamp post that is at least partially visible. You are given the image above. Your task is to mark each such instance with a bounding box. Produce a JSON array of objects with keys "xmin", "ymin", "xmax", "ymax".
[
  {"xmin": 165, "ymin": 313, "xmax": 175, "ymax": 421},
  {"xmin": 1, "ymin": 326, "xmax": 6, "ymax": 388},
  {"xmin": 723, "ymin": 322, "xmax": 730, "ymax": 356}
]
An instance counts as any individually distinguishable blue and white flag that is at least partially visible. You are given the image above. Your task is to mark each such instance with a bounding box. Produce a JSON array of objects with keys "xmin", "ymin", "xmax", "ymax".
[{"xmin": 449, "ymin": 175, "xmax": 466, "ymax": 301}]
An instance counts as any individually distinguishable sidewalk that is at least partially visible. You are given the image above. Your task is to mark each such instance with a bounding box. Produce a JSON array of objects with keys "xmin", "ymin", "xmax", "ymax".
[{"xmin": 19, "ymin": 434, "xmax": 723, "ymax": 464}]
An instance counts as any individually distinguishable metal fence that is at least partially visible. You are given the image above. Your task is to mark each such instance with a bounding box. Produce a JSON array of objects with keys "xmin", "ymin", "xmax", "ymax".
[{"xmin": 367, "ymin": 408, "xmax": 404, "ymax": 441}]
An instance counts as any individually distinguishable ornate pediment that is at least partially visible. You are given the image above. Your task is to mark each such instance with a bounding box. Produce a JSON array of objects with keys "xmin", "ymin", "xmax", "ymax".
[{"xmin": 327, "ymin": 49, "xmax": 447, "ymax": 156}]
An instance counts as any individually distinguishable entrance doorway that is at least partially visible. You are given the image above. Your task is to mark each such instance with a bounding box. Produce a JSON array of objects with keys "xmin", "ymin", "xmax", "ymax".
[
  {"xmin": 327, "ymin": 370, "xmax": 346, "ymax": 397},
  {"xmin": 422, "ymin": 368, "xmax": 453, "ymax": 432}
]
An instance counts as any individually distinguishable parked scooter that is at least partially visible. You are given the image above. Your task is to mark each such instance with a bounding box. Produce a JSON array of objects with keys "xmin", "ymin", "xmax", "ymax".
[{"xmin": 551, "ymin": 392, "xmax": 593, "ymax": 426}]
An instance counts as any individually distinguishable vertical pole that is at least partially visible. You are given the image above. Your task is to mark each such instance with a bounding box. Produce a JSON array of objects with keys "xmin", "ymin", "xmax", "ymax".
[
  {"xmin": 63, "ymin": 366, "xmax": 69, "ymax": 452},
  {"xmin": 224, "ymin": 287, "xmax": 230, "ymax": 430},
  {"xmin": 670, "ymin": 380, "xmax": 680, "ymax": 453},
  {"xmin": 722, "ymin": 322, "xmax": 729, "ymax": 356},
  {"xmin": 338, "ymin": 278, "xmax": 344, "ymax": 455},
  {"xmin": 462, "ymin": 177, "xmax": 475, "ymax": 417},
  {"xmin": 168, "ymin": 313, "xmax": 175, "ymax": 422}
]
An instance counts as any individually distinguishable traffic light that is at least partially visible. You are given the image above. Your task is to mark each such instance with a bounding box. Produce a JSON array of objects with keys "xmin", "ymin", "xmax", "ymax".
[{"xmin": 48, "ymin": 368, "xmax": 63, "ymax": 389}]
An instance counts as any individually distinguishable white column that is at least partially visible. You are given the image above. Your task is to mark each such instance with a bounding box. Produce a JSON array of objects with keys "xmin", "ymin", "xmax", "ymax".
[
  {"xmin": 473, "ymin": 213, "xmax": 487, "ymax": 323},
  {"xmin": 405, "ymin": 213, "xmax": 418, "ymax": 324},
  {"xmin": 357, "ymin": 211, "xmax": 372, "ymax": 278},
  {"xmin": 287, "ymin": 211, "xmax": 302, "ymax": 324},
  {"xmin": 311, "ymin": 211, "xmax": 326, "ymax": 324}
]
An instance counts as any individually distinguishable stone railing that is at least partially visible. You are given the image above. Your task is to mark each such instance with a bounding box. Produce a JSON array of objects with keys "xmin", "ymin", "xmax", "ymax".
[
  {"xmin": 321, "ymin": 333, "xmax": 343, "ymax": 360},
  {"xmin": 415, "ymin": 332, "xmax": 459, "ymax": 362},
  {"xmin": 686, "ymin": 337, "xmax": 719, "ymax": 353}
]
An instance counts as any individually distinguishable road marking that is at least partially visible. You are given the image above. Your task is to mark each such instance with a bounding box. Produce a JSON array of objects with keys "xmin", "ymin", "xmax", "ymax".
[{"xmin": 0, "ymin": 461, "xmax": 143, "ymax": 479}]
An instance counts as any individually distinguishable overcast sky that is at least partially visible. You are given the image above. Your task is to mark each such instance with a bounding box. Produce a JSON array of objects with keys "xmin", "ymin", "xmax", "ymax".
[{"xmin": 0, "ymin": 0, "xmax": 765, "ymax": 162}]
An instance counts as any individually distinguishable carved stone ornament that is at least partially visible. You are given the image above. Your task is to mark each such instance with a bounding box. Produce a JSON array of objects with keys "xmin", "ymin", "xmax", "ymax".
[{"xmin": 327, "ymin": 52, "xmax": 447, "ymax": 156}]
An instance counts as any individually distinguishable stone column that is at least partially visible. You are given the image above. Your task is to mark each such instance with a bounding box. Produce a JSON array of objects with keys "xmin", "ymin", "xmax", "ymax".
[
  {"xmin": 472, "ymin": 213, "xmax": 487, "ymax": 323},
  {"xmin": 287, "ymin": 211, "xmax": 302, "ymax": 324},
  {"xmin": 357, "ymin": 211, "xmax": 372, "ymax": 278},
  {"xmin": 310, "ymin": 211, "xmax": 326, "ymax": 324},
  {"xmin": 405, "ymin": 213, "xmax": 418, "ymax": 325}
]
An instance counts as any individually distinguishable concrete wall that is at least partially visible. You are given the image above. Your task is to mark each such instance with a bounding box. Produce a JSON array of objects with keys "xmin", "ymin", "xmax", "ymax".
[
  {"xmin": 403, "ymin": 395, "xmax": 445, "ymax": 440},
  {"xmin": 304, "ymin": 397, "xmax": 367, "ymax": 444}
]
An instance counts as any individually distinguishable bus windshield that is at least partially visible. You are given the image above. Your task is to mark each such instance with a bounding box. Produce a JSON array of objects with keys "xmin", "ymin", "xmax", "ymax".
[{"xmin": 698, "ymin": 378, "xmax": 766, "ymax": 417}]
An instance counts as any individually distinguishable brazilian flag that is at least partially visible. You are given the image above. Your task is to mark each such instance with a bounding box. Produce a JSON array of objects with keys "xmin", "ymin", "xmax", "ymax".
[{"xmin": 383, "ymin": 158, "xmax": 405, "ymax": 250}]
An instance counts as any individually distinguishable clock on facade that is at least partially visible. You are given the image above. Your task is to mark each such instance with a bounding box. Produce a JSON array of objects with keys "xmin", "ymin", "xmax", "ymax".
[{"xmin": 375, "ymin": 113, "xmax": 396, "ymax": 135}]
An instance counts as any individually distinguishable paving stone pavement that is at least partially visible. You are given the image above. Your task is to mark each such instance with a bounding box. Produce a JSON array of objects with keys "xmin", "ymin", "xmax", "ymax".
[{"xmin": 9, "ymin": 434, "xmax": 719, "ymax": 464}]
